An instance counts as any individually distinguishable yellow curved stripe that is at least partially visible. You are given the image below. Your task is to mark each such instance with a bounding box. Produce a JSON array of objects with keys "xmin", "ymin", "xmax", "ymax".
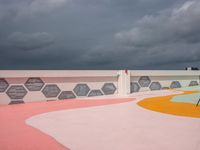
[{"xmin": 137, "ymin": 91, "xmax": 200, "ymax": 118}]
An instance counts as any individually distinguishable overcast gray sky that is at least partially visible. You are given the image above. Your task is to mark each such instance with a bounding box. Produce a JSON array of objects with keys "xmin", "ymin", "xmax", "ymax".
[{"xmin": 0, "ymin": 0, "xmax": 200, "ymax": 70}]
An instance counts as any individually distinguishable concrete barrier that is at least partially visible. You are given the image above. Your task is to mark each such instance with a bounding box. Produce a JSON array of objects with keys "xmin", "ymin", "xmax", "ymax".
[{"xmin": 0, "ymin": 70, "xmax": 199, "ymax": 104}]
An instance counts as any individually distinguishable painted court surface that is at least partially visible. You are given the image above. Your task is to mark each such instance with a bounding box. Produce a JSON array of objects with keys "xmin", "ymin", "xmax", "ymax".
[{"xmin": 1, "ymin": 90, "xmax": 200, "ymax": 150}]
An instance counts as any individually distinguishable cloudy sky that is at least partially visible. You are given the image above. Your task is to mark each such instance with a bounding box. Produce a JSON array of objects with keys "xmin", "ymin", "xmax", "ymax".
[{"xmin": 0, "ymin": 0, "xmax": 200, "ymax": 70}]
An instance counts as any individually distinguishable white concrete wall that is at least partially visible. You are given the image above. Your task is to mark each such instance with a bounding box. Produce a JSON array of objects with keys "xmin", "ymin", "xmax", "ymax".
[
  {"xmin": 0, "ymin": 71, "xmax": 119, "ymax": 104},
  {"xmin": 130, "ymin": 70, "xmax": 200, "ymax": 92},
  {"xmin": 0, "ymin": 70, "xmax": 200, "ymax": 104}
]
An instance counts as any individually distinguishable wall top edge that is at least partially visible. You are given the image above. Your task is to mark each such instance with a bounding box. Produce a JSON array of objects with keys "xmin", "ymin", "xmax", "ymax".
[
  {"xmin": 0, "ymin": 70, "xmax": 199, "ymax": 78},
  {"xmin": 0, "ymin": 70, "xmax": 119, "ymax": 78},
  {"xmin": 130, "ymin": 70, "xmax": 200, "ymax": 76}
]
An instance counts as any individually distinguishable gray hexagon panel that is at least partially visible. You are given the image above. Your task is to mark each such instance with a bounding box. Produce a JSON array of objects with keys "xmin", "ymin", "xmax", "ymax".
[
  {"xmin": 58, "ymin": 91, "xmax": 76, "ymax": 100},
  {"xmin": 9, "ymin": 101, "xmax": 24, "ymax": 105},
  {"xmin": 162, "ymin": 87, "xmax": 170, "ymax": 90},
  {"xmin": 73, "ymin": 84, "xmax": 90, "ymax": 96},
  {"xmin": 42, "ymin": 84, "xmax": 61, "ymax": 98},
  {"xmin": 130, "ymin": 82, "xmax": 140, "ymax": 93},
  {"xmin": 25, "ymin": 78, "xmax": 44, "ymax": 91},
  {"xmin": 101, "ymin": 83, "xmax": 116, "ymax": 95},
  {"xmin": 138, "ymin": 76, "xmax": 151, "ymax": 87},
  {"xmin": 170, "ymin": 81, "xmax": 181, "ymax": 88},
  {"xmin": 0, "ymin": 78, "xmax": 9, "ymax": 92},
  {"xmin": 149, "ymin": 82, "xmax": 162, "ymax": 91},
  {"xmin": 6, "ymin": 85, "xmax": 27, "ymax": 99},
  {"xmin": 88, "ymin": 90, "xmax": 103, "ymax": 97},
  {"xmin": 189, "ymin": 81, "xmax": 199, "ymax": 86}
]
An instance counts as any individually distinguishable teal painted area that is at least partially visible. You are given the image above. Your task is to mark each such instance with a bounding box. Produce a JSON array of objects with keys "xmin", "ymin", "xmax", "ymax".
[
  {"xmin": 178, "ymin": 85, "xmax": 200, "ymax": 91},
  {"xmin": 171, "ymin": 93, "xmax": 200, "ymax": 104},
  {"xmin": 171, "ymin": 85, "xmax": 200, "ymax": 105}
]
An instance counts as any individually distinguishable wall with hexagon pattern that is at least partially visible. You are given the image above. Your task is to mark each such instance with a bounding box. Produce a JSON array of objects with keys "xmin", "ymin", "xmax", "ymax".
[
  {"xmin": 130, "ymin": 75, "xmax": 199, "ymax": 93},
  {"xmin": 0, "ymin": 75, "xmax": 118, "ymax": 104},
  {"xmin": 0, "ymin": 70, "xmax": 199, "ymax": 104}
]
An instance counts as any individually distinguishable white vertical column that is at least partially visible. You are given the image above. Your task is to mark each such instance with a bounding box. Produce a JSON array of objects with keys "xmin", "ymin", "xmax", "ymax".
[{"xmin": 118, "ymin": 70, "xmax": 130, "ymax": 96}]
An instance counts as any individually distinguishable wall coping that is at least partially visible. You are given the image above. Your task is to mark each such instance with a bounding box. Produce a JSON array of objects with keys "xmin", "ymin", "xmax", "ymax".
[
  {"xmin": 0, "ymin": 70, "xmax": 119, "ymax": 78},
  {"xmin": 130, "ymin": 70, "xmax": 200, "ymax": 76},
  {"xmin": 0, "ymin": 70, "xmax": 199, "ymax": 78}
]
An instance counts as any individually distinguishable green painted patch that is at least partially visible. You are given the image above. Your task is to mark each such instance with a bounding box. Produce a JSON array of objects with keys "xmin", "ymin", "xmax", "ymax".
[
  {"xmin": 171, "ymin": 93, "xmax": 200, "ymax": 104},
  {"xmin": 178, "ymin": 85, "xmax": 200, "ymax": 91}
]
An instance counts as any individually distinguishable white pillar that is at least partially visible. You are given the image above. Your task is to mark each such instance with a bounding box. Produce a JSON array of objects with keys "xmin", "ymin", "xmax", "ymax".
[{"xmin": 118, "ymin": 70, "xmax": 130, "ymax": 96}]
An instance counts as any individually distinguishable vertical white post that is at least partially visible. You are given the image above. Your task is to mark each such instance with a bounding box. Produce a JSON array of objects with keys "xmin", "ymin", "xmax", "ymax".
[{"xmin": 118, "ymin": 70, "xmax": 130, "ymax": 96}]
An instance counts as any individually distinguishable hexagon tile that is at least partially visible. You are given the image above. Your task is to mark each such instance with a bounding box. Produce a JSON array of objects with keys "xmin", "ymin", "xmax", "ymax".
[
  {"xmin": 170, "ymin": 81, "xmax": 181, "ymax": 88},
  {"xmin": 25, "ymin": 78, "xmax": 44, "ymax": 91},
  {"xmin": 130, "ymin": 82, "xmax": 140, "ymax": 93},
  {"xmin": 189, "ymin": 81, "xmax": 198, "ymax": 86},
  {"xmin": 73, "ymin": 84, "xmax": 90, "ymax": 96},
  {"xmin": 138, "ymin": 76, "xmax": 151, "ymax": 87},
  {"xmin": 9, "ymin": 101, "xmax": 25, "ymax": 105},
  {"xmin": 0, "ymin": 78, "xmax": 9, "ymax": 92},
  {"xmin": 88, "ymin": 90, "xmax": 103, "ymax": 97},
  {"xmin": 149, "ymin": 82, "xmax": 162, "ymax": 91},
  {"xmin": 101, "ymin": 83, "xmax": 116, "ymax": 95},
  {"xmin": 6, "ymin": 85, "xmax": 27, "ymax": 99},
  {"xmin": 58, "ymin": 91, "xmax": 76, "ymax": 100},
  {"xmin": 42, "ymin": 84, "xmax": 61, "ymax": 98},
  {"xmin": 162, "ymin": 87, "xmax": 170, "ymax": 90}
]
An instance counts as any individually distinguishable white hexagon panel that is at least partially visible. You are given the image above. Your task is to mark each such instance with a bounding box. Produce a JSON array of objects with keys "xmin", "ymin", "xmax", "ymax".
[
  {"xmin": 149, "ymin": 82, "xmax": 162, "ymax": 91},
  {"xmin": 101, "ymin": 83, "xmax": 116, "ymax": 95},
  {"xmin": 0, "ymin": 78, "xmax": 9, "ymax": 92},
  {"xmin": 25, "ymin": 78, "xmax": 44, "ymax": 91},
  {"xmin": 138, "ymin": 76, "xmax": 151, "ymax": 87},
  {"xmin": 130, "ymin": 82, "xmax": 140, "ymax": 93},
  {"xmin": 73, "ymin": 84, "xmax": 90, "ymax": 96},
  {"xmin": 42, "ymin": 84, "xmax": 61, "ymax": 98}
]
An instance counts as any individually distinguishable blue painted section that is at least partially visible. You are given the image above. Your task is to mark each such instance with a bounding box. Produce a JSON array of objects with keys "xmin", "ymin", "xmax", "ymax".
[
  {"xmin": 178, "ymin": 85, "xmax": 200, "ymax": 91},
  {"xmin": 171, "ymin": 93, "xmax": 200, "ymax": 104}
]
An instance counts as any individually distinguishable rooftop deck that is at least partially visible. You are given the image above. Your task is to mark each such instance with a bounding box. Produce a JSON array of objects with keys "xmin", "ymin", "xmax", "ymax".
[{"xmin": 0, "ymin": 88, "xmax": 200, "ymax": 150}]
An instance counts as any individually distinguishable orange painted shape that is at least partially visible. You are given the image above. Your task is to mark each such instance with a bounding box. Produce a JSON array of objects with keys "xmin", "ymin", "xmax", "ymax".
[{"xmin": 137, "ymin": 91, "xmax": 200, "ymax": 118}]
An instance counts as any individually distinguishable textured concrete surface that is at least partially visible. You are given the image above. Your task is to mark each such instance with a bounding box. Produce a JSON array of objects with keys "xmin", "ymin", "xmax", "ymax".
[{"xmin": 26, "ymin": 90, "xmax": 200, "ymax": 150}]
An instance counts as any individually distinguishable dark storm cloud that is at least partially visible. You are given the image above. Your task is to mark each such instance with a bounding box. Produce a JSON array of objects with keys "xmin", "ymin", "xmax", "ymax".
[
  {"xmin": 113, "ymin": 0, "xmax": 200, "ymax": 68},
  {"xmin": 115, "ymin": 1, "xmax": 200, "ymax": 46},
  {"xmin": 6, "ymin": 32, "xmax": 55, "ymax": 51},
  {"xmin": 0, "ymin": 0, "xmax": 199, "ymax": 69},
  {"xmin": 0, "ymin": 0, "xmax": 69, "ymax": 21}
]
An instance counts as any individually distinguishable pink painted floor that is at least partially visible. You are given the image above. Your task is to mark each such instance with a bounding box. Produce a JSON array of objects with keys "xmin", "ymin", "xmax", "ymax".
[
  {"xmin": 0, "ymin": 98, "xmax": 131, "ymax": 150},
  {"xmin": 1, "ymin": 90, "xmax": 200, "ymax": 150},
  {"xmin": 26, "ymin": 90, "xmax": 200, "ymax": 150}
]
